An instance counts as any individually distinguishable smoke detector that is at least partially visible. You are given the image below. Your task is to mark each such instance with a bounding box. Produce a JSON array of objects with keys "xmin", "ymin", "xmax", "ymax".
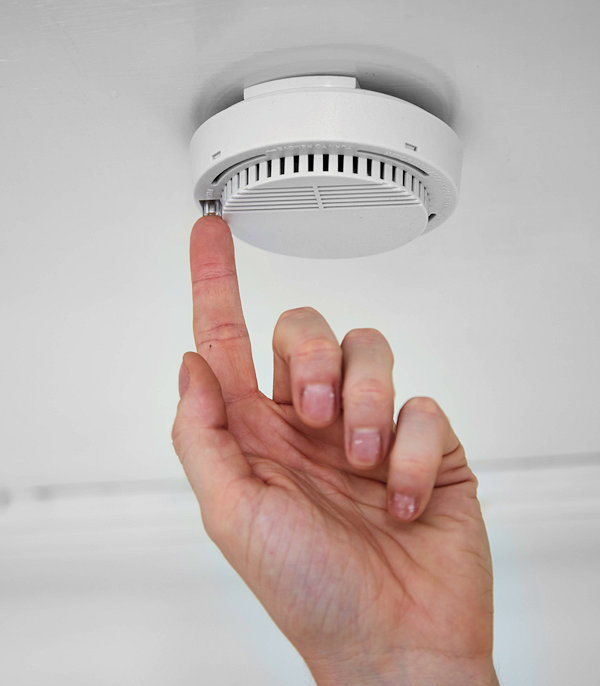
[{"xmin": 190, "ymin": 75, "xmax": 462, "ymax": 258}]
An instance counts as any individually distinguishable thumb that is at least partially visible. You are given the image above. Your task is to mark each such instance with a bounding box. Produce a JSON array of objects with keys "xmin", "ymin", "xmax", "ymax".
[{"xmin": 171, "ymin": 351, "xmax": 262, "ymax": 540}]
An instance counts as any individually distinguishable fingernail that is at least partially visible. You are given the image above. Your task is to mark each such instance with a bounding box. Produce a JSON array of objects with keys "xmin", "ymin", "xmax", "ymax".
[
  {"xmin": 178, "ymin": 360, "xmax": 190, "ymax": 398},
  {"xmin": 351, "ymin": 428, "xmax": 381, "ymax": 466},
  {"xmin": 389, "ymin": 493, "xmax": 418, "ymax": 520},
  {"xmin": 301, "ymin": 384, "xmax": 335, "ymax": 422}
]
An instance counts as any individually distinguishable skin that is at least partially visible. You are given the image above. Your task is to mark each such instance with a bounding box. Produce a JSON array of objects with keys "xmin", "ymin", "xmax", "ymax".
[{"xmin": 172, "ymin": 216, "xmax": 499, "ymax": 685}]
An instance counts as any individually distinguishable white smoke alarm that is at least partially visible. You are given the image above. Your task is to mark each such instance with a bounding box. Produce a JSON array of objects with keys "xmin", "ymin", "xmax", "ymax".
[{"xmin": 190, "ymin": 75, "xmax": 462, "ymax": 258}]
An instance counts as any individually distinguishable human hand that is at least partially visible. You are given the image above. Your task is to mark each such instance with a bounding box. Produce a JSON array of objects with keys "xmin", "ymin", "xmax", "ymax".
[{"xmin": 172, "ymin": 216, "xmax": 498, "ymax": 686}]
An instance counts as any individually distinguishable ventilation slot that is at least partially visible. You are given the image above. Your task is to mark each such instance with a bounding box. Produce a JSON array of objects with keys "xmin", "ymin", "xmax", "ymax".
[
  {"xmin": 219, "ymin": 152, "xmax": 429, "ymax": 214},
  {"xmin": 211, "ymin": 149, "xmax": 429, "ymax": 187},
  {"xmin": 356, "ymin": 150, "xmax": 428, "ymax": 177},
  {"xmin": 211, "ymin": 154, "xmax": 267, "ymax": 184}
]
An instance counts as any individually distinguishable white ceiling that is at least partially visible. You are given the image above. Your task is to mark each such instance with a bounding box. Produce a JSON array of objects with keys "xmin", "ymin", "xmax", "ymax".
[{"xmin": 2, "ymin": 0, "xmax": 599, "ymax": 488}]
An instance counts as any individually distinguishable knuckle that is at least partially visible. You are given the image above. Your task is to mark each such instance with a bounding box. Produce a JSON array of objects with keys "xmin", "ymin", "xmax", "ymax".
[
  {"xmin": 395, "ymin": 458, "xmax": 434, "ymax": 481},
  {"xmin": 295, "ymin": 336, "xmax": 341, "ymax": 361},
  {"xmin": 201, "ymin": 507, "xmax": 223, "ymax": 543},
  {"xmin": 191, "ymin": 264, "xmax": 236, "ymax": 283},
  {"xmin": 343, "ymin": 327, "xmax": 385, "ymax": 346},
  {"xmin": 171, "ymin": 420, "xmax": 184, "ymax": 459},
  {"xmin": 402, "ymin": 396, "xmax": 445, "ymax": 420},
  {"xmin": 342, "ymin": 328, "xmax": 394, "ymax": 362},
  {"xmin": 466, "ymin": 465, "xmax": 479, "ymax": 489},
  {"xmin": 197, "ymin": 321, "xmax": 248, "ymax": 347},
  {"xmin": 344, "ymin": 378, "xmax": 391, "ymax": 407},
  {"xmin": 171, "ymin": 427, "xmax": 193, "ymax": 470},
  {"xmin": 277, "ymin": 306, "xmax": 320, "ymax": 324}
]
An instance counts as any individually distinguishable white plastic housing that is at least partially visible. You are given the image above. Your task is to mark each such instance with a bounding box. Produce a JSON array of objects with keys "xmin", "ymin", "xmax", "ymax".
[{"xmin": 190, "ymin": 75, "xmax": 462, "ymax": 258}]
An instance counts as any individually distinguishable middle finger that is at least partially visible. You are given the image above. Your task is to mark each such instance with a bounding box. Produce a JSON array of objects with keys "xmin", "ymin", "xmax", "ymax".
[
  {"xmin": 272, "ymin": 306, "xmax": 342, "ymax": 428},
  {"xmin": 341, "ymin": 329, "xmax": 395, "ymax": 470}
]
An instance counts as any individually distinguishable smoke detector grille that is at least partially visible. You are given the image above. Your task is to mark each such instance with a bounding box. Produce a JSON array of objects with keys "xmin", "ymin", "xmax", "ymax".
[
  {"xmin": 190, "ymin": 75, "xmax": 461, "ymax": 258},
  {"xmin": 221, "ymin": 153, "xmax": 428, "ymax": 213}
]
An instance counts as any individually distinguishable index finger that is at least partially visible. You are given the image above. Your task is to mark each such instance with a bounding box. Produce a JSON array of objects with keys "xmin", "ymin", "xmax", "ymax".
[{"xmin": 190, "ymin": 216, "xmax": 258, "ymax": 403}]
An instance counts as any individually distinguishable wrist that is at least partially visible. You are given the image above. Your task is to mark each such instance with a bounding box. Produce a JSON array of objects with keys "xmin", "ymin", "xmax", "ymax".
[{"xmin": 305, "ymin": 649, "xmax": 499, "ymax": 686}]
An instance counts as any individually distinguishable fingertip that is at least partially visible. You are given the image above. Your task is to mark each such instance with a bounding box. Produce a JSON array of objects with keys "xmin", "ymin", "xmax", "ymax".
[
  {"xmin": 190, "ymin": 216, "xmax": 235, "ymax": 271},
  {"xmin": 192, "ymin": 214, "xmax": 228, "ymax": 234},
  {"xmin": 175, "ymin": 352, "xmax": 229, "ymax": 434},
  {"xmin": 180, "ymin": 351, "xmax": 202, "ymax": 385},
  {"xmin": 387, "ymin": 466, "xmax": 434, "ymax": 520},
  {"xmin": 179, "ymin": 352, "xmax": 221, "ymax": 400},
  {"xmin": 388, "ymin": 491, "xmax": 420, "ymax": 521},
  {"xmin": 182, "ymin": 350, "xmax": 198, "ymax": 367},
  {"xmin": 298, "ymin": 382, "xmax": 339, "ymax": 428},
  {"xmin": 346, "ymin": 427, "xmax": 383, "ymax": 470}
]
